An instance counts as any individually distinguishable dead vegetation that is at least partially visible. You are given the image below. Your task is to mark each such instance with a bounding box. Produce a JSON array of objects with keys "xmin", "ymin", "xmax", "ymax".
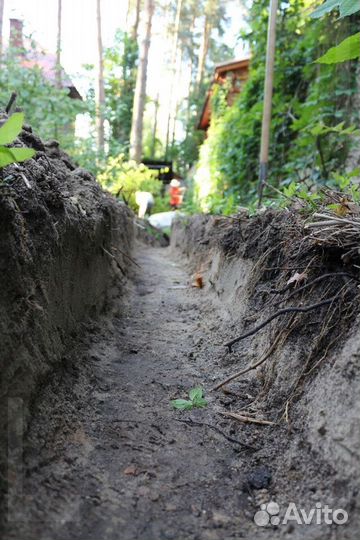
[{"xmin": 210, "ymin": 196, "xmax": 360, "ymax": 423}]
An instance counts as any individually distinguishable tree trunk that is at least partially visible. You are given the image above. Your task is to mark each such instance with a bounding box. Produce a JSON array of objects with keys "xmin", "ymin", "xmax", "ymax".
[
  {"xmin": 151, "ymin": 91, "xmax": 160, "ymax": 157},
  {"xmin": 196, "ymin": 15, "xmax": 210, "ymax": 90},
  {"xmin": 164, "ymin": 0, "xmax": 183, "ymax": 157},
  {"xmin": 56, "ymin": 0, "xmax": 62, "ymax": 88},
  {"xmin": 131, "ymin": 0, "xmax": 141, "ymax": 40},
  {"xmin": 129, "ymin": 0, "xmax": 154, "ymax": 162},
  {"xmin": 0, "ymin": 0, "xmax": 4, "ymax": 58},
  {"xmin": 171, "ymin": 48, "xmax": 183, "ymax": 147},
  {"xmin": 96, "ymin": 0, "xmax": 105, "ymax": 154}
]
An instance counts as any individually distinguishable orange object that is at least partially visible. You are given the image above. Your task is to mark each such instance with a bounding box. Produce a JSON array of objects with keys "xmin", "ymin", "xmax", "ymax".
[{"xmin": 170, "ymin": 186, "xmax": 182, "ymax": 208}]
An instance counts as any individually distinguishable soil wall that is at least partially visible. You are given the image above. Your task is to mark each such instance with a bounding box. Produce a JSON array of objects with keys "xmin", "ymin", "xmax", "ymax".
[
  {"xmin": 172, "ymin": 213, "xmax": 360, "ymax": 538},
  {"xmin": 0, "ymin": 123, "xmax": 134, "ymax": 464}
]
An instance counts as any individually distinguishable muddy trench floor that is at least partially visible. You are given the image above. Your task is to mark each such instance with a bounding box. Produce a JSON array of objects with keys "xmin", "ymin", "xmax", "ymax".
[{"xmin": 3, "ymin": 244, "xmax": 326, "ymax": 540}]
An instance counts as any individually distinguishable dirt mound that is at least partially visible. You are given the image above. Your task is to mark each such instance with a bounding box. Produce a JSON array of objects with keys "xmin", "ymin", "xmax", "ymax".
[
  {"xmin": 0, "ymin": 117, "xmax": 134, "ymax": 497},
  {"xmin": 172, "ymin": 212, "xmax": 360, "ymax": 538}
]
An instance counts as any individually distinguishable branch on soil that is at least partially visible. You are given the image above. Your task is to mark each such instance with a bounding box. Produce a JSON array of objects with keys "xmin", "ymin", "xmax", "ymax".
[
  {"xmin": 219, "ymin": 411, "xmax": 275, "ymax": 426},
  {"xmin": 174, "ymin": 418, "xmax": 258, "ymax": 451}
]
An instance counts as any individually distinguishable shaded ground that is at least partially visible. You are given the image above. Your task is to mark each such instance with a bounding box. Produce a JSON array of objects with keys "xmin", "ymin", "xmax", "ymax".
[
  {"xmin": 4, "ymin": 238, "xmax": 358, "ymax": 540},
  {"xmin": 4, "ymin": 245, "xmax": 261, "ymax": 540}
]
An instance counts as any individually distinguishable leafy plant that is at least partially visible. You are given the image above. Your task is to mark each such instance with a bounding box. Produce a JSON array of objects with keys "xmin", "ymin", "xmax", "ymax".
[
  {"xmin": 97, "ymin": 154, "xmax": 163, "ymax": 211},
  {"xmin": 171, "ymin": 386, "xmax": 208, "ymax": 410},
  {"xmin": 312, "ymin": 0, "xmax": 360, "ymax": 63},
  {"xmin": 0, "ymin": 113, "xmax": 35, "ymax": 169}
]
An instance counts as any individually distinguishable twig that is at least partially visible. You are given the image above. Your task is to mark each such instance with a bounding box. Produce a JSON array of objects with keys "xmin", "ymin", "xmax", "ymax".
[
  {"xmin": 111, "ymin": 245, "xmax": 141, "ymax": 268},
  {"xmin": 102, "ymin": 246, "xmax": 125, "ymax": 275},
  {"xmin": 219, "ymin": 411, "xmax": 275, "ymax": 426},
  {"xmin": 174, "ymin": 418, "xmax": 258, "ymax": 451},
  {"xmin": 13, "ymin": 163, "xmax": 31, "ymax": 189},
  {"xmin": 5, "ymin": 92, "xmax": 17, "ymax": 114},
  {"xmin": 225, "ymin": 295, "xmax": 340, "ymax": 352}
]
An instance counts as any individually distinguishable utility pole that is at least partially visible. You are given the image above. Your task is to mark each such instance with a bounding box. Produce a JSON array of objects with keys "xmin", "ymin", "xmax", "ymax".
[
  {"xmin": 96, "ymin": 0, "xmax": 105, "ymax": 154},
  {"xmin": 258, "ymin": 0, "xmax": 278, "ymax": 207},
  {"xmin": 56, "ymin": 0, "xmax": 62, "ymax": 88},
  {"xmin": 0, "ymin": 0, "xmax": 4, "ymax": 58}
]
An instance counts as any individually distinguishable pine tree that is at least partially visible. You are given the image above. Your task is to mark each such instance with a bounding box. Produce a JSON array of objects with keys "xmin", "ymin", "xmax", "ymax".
[{"xmin": 129, "ymin": 0, "xmax": 154, "ymax": 162}]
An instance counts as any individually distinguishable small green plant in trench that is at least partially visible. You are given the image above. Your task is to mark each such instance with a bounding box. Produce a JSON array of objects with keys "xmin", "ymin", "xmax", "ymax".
[
  {"xmin": 0, "ymin": 112, "xmax": 35, "ymax": 169},
  {"xmin": 171, "ymin": 387, "xmax": 208, "ymax": 410}
]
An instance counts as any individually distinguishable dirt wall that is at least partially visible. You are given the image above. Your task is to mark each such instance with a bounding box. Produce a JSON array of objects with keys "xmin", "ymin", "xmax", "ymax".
[
  {"xmin": 172, "ymin": 213, "xmax": 360, "ymax": 539},
  {"xmin": 0, "ymin": 123, "xmax": 134, "ymax": 471}
]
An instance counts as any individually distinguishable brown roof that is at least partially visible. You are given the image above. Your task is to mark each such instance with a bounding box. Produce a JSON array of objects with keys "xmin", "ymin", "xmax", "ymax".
[{"xmin": 198, "ymin": 57, "xmax": 250, "ymax": 131}]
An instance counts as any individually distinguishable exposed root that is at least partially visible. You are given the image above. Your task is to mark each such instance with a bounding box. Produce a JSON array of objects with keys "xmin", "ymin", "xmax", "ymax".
[
  {"xmin": 224, "ymin": 294, "xmax": 341, "ymax": 352},
  {"xmin": 271, "ymin": 271, "xmax": 358, "ymax": 300},
  {"xmin": 174, "ymin": 418, "xmax": 258, "ymax": 451},
  {"xmin": 219, "ymin": 411, "xmax": 275, "ymax": 426},
  {"xmin": 306, "ymin": 212, "xmax": 360, "ymax": 256},
  {"xmin": 213, "ymin": 321, "xmax": 295, "ymax": 391}
]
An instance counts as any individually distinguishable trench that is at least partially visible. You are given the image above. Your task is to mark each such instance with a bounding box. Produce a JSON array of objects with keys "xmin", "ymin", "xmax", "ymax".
[{"xmin": 4, "ymin": 244, "xmax": 262, "ymax": 540}]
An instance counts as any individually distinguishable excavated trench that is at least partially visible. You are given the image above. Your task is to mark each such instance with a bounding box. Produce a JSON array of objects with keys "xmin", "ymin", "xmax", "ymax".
[{"xmin": 1, "ymin": 123, "xmax": 360, "ymax": 540}]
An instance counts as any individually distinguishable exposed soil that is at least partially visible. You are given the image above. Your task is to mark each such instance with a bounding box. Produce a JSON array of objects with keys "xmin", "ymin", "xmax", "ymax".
[
  {"xmin": 3, "ymin": 244, "xmax": 257, "ymax": 540},
  {"xmin": 2, "ymin": 235, "xmax": 359, "ymax": 540},
  {"xmin": 1, "ymin": 119, "xmax": 359, "ymax": 539}
]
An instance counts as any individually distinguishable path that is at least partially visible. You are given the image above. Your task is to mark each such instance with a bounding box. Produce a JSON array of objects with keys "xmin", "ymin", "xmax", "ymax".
[{"xmin": 5, "ymin": 245, "xmax": 258, "ymax": 540}]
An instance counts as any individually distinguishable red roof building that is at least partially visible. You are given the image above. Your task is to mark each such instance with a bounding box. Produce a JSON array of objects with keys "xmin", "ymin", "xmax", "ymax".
[{"xmin": 9, "ymin": 18, "xmax": 82, "ymax": 101}]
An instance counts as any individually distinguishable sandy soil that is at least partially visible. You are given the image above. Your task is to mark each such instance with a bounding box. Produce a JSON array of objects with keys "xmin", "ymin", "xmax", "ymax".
[
  {"xmin": 3, "ymin": 239, "xmax": 358, "ymax": 540},
  {"xmin": 3, "ymin": 245, "xmax": 262, "ymax": 540}
]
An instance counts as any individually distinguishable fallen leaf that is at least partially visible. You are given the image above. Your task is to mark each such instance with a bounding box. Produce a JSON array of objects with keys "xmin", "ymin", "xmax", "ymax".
[
  {"xmin": 192, "ymin": 273, "xmax": 204, "ymax": 288},
  {"xmin": 287, "ymin": 271, "xmax": 307, "ymax": 286},
  {"xmin": 123, "ymin": 465, "xmax": 139, "ymax": 476}
]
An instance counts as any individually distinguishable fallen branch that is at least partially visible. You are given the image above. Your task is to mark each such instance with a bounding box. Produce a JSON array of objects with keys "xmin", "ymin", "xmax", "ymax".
[
  {"xmin": 219, "ymin": 411, "xmax": 275, "ymax": 426},
  {"xmin": 174, "ymin": 418, "xmax": 258, "ymax": 451},
  {"xmin": 111, "ymin": 244, "xmax": 141, "ymax": 268},
  {"xmin": 225, "ymin": 295, "xmax": 340, "ymax": 352}
]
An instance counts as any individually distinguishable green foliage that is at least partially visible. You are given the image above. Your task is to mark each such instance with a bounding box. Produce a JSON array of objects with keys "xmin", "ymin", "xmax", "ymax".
[
  {"xmin": 104, "ymin": 31, "xmax": 138, "ymax": 155},
  {"xmin": 312, "ymin": 0, "xmax": 360, "ymax": 63},
  {"xmin": 0, "ymin": 49, "xmax": 85, "ymax": 156},
  {"xmin": 316, "ymin": 32, "xmax": 360, "ymax": 63},
  {"xmin": 192, "ymin": 0, "xmax": 359, "ymax": 212},
  {"xmin": 0, "ymin": 113, "xmax": 35, "ymax": 169},
  {"xmin": 171, "ymin": 386, "xmax": 208, "ymax": 410},
  {"xmin": 311, "ymin": 0, "xmax": 360, "ymax": 19},
  {"xmin": 97, "ymin": 154, "xmax": 163, "ymax": 211}
]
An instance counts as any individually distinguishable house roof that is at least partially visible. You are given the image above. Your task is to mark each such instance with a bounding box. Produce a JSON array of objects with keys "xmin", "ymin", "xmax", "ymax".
[
  {"xmin": 21, "ymin": 50, "xmax": 82, "ymax": 100},
  {"xmin": 8, "ymin": 18, "xmax": 82, "ymax": 100},
  {"xmin": 198, "ymin": 57, "xmax": 250, "ymax": 131}
]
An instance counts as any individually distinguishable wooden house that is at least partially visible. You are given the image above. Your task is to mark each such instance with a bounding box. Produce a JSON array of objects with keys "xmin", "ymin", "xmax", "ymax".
[{"xmin": 198, "ymin": 58, "xmax": 250, "ymax": 133}]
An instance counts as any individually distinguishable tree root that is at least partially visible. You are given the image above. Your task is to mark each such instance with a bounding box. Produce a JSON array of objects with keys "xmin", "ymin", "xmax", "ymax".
[
  {"xmin": 224, "ymin": 294, "xmax": 341, "ymax": 353},
  {"xmin": 213, "ymin": 322, "xmax": 294, "ymax": 391},
  {"xmin": 174, "ymin": 418, "xmax": 258, "ymax": 451},
  {"xmin": 274, "ymin": 272, "xmax": 360, "ymax": 306}
]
